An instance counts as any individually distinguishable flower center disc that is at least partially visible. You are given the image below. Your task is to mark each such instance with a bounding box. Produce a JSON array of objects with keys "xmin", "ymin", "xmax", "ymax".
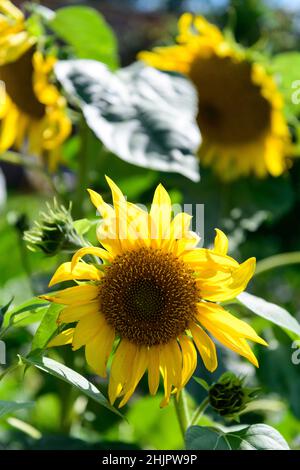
[
  {"xmin": 100, "ymin": 248, "xmax": 199, "ymax": 346},
  {"xmin": 190, "ymin": 55, "xmax": 271, "ymax": 144},
  {"xmin": 0, "ymin": 47, "xmax": 45, "ymax": 118}
]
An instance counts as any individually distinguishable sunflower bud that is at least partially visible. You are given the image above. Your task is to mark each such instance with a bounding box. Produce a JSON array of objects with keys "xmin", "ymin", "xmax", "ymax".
[
  {"xmin": 208, "ymin": 372, "xmax": 259, "ymax": 420},
  {"xmin": 24, "ymin": 200, "xmax": 84, "ymax": 256}
]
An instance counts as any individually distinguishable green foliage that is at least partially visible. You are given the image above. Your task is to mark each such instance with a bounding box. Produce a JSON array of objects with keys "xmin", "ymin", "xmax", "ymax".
[
  {"xmin": 185, "ymin": 424, "xmax": 289, "ymax": 450},
  {"xmin": 0, "ymin": 401, "xmax": 34, "ymax": 419},
  {"xmin": 237, "ymin": 292, "xmax": 300, "ymax": 338},
  {"xmin": 30, "ymin": 304, "xmax": 62, "ymax": 353},
  {"xmin": 55, "ymin": 61, "xmax": 200, "ymax": 182},
  {"xmin": 257, "ymin": 341, "xmax": 300, "ymax": 419},
  {"xmin": 49, "ymin": 6, "xmax": 119, "ymax": 69},
  {"xmin": 1, "ymin": 0, "xmax": 300, "ymax": 453},
  {"xmin": 272, "ymin": 52, "xmax": 300, "ymax": 116},
  {"xmin": 20, "ymin": 356, "xmax": 123, "ymax": 419}
]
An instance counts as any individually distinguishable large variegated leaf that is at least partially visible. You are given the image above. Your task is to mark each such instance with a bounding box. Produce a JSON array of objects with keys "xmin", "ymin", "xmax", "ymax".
[{"xmin": 55, "ymin": 60, "xmax": 201, "ymax": 181}]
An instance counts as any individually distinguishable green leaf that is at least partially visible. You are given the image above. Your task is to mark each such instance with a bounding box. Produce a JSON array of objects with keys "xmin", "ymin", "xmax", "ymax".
[
  {"xmin": 73, "ymin": 218, "xmax": 95, "ymax": 236},
  {"xmin": 237, "ymin": 292, "xmax": 300, "ymax": 337},
  {"xmin": 193, "ymin": 377, "xmax": 210, "ymax": 391},
  {"xmin": 185, "ymin": 424, "xmax": 289, "ymax": 450},
  {"xmin": 0, "ymin": 400, "xmax": 34, "ymax": 419},
  {"xmin": 272, "ymin": 52, "xmax": 300, "ymax": 115},
  {"xmin": 49, "ymin": 6, "xmax": 119, "ymax": 69},
  {"xmin": 0, "ymin": 297, "xmax": 13, "ymax": 328},
  {"xmin": 31, "ymin": 304, "xmax": 62, "ymax": 352},
  {"xmin": 20, "ymin": 355, "xmax": 123, "ymax": 418},
  {"xmin": 55, "ymin": 60, "xmax": 201, "ymax": 182},
  {"xmin": 2, "ymin": 297, "xmax": 48, "ymax": 329}
]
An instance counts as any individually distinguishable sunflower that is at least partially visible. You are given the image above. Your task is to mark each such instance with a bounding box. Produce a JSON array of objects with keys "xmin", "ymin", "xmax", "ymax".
[
  {"xmin": 0, "ymin": 0, "xmax": 71, "ymax": 170},
  {"xmin": 43, "ymin": 177, "xmax": 267, "ymax": 408},
  {"xmin": 139, "ymin": 13, "xmax": 291, "ymax": 180}
]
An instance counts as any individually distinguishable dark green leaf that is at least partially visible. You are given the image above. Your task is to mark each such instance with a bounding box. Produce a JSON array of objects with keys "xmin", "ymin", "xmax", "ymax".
[
  {"xmin": 238, "ymin": 292, "xmax": 300, "ymax": 337},
  {"xmin": 20, "ymin": 355, "xmax": 123, "ymax": 418},
  {"xmin": 55, "ymin": 60, "xmax": 201, "ymax": 182},
  {"xmin": 185, "ymin": 424, "xmax": 289, "ymax": 450},
  {"xmin": 49, "ymin": 6, "xmax": 119, "ymax": 69}
]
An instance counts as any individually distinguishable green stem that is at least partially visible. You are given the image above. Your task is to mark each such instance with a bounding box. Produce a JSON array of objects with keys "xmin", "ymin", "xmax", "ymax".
[
  {"xmin": 74, "ymin": 119, "xmax": 90, "ymax": 218},
  {"xmin": 190, "ymin": 397, "xmax": 209, "ymax": 426},
  {"xmin": 173, "ymin": 389, "xmax": 190, "ymax": 442},
  {"xmin": 17, "ymin": 233, "xmax": 38, "ymax": 296},
  {"xmin": 255, "ymin": 252, "xmax": 300, "ymax": 276}
]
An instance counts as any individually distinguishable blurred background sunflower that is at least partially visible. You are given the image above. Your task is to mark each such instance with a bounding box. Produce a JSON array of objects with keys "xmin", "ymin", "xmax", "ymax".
[
  {"xmin": 139, "ymin": 13, "xmax": 291, "ymax": 180},
  {"xmin": 0, "ymin": 0, "xmax": 71, "ymax": 170}
]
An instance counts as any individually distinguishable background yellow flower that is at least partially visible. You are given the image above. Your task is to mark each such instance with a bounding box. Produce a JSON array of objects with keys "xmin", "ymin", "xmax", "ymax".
[
  {"xmin": 0, "ymin": 0, "xmax": 71, "ymax": 169},
  {"xmin": 139, "ymin": 13, "xmax": 291, "ymax": 180}
]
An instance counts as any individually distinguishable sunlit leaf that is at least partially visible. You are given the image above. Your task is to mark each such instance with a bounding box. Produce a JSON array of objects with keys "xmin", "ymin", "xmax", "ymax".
[
  {"xmin": 272, "ymin": 52, "xmax": 300, "ymax": 115},
  {"xmin": 2, "ymin": 298, "xmax": 48, "ymax": 329},
  {"xmin": 21, "ymin": 355, "xmax": 123, "ymax": 418},
  {"xmin": 55, "ymin": 60, "xmax": 201, "ymax": 182},
  {"xmin": 238, "ymin": 292, "xmax": 300, "ymax": 337},
  {"xmin": 49, "ymin": 6, "xmax": 119, "ymax": 69},
  {"xmin": 30, "ymin": 304, "xmax": 62, "ymax": 352}
]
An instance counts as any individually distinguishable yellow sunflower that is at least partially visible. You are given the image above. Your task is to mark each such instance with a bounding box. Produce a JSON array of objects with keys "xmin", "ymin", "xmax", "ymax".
[
  {"xmin": 0, "ymin": 0, "xmax": 71, "ymax": 170},
  {"xmin": 139, "ymin": 13, "xmax": 291, "ymax": 180},
  {"xmin": 42, "ymin": 177, "xmax": 267, "ymax": 408}
]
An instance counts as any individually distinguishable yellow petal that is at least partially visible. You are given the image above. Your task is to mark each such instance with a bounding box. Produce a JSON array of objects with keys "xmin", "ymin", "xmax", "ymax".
[
  {"xmin": 85, "ymin": 321, "xmax": 115, "ymax": 377},
  {"xmin": 197, "ymin": 302, "xmax": 267, "ymax": 346},
  {"xmin": 87, "ymin": 188, "xmax": 114, "ymax": 219},
  {"xmin": 0, "ymin": 100, "xmax": 19, "ymax": 151},
  {"xmin": 205, "ymin": 326, "xmax": 259, "ymax": 367},
  {"xmin": 72, "ymin": 312, "xmax": 104, "ymax": 350},
  {"xmin": 178, "ymin": 334, "xmax": 197, "ymax": 387},
  {"xmin": 48, "ymin": 328, "xmax": 74, "ymax": 347},
  {"xmin": 108, "ymin": 340, "xmax": 137, "ymax": 405},
  {"xmin": 148, "ymin": 345, "xmax": 160, "ymax": 395},
  {"xmin": 214, "ymin": 229, "xmax": 228, "ymax": 255},
  {"xmin": 150, "ymin": 183, "xmax": 171, "ymax": 247},
  {"xmin": 105, "ymin": 175, "xmax": 126, "ymax": 206},
  {"xmin": 0, "ymin": 0, "xmax": 24, "ymax": 20},
  {"xmin": 40, "ymin": 284, "xmax": 99, "ymax": 306},
  {"xmin": 49, "ymin": 262, "xmax": 102, "ymax": 287},
  {"xmin": 119, "ymin": 346, "xmax": 148, "ymax": 407},
  {"xmin": 189, "ymin": 323, "xmax": 217, "ymax": 372},
  {"xmin": 159, "ymin": 340, "xmax": 182, "ymax": 407},
  {"xmin": 183, "ymin": 248, "xmax": 238, "ymax": 268},
  {"xmin": 71, "ymin": 246, "xmax": 112, "ymax": 270},
  {"xmin": 59, "ymin": 301, "xmax": 100, "ymax": 324},
  {"xmin": 190, "ymin": 249, "xmax": 255, "ymax": 302}
]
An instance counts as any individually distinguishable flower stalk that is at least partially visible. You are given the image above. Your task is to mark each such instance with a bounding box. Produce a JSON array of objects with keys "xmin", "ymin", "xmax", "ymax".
[{"xmin": 173, "ymin": 389, "xmax": 190, "ymax": 441}]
